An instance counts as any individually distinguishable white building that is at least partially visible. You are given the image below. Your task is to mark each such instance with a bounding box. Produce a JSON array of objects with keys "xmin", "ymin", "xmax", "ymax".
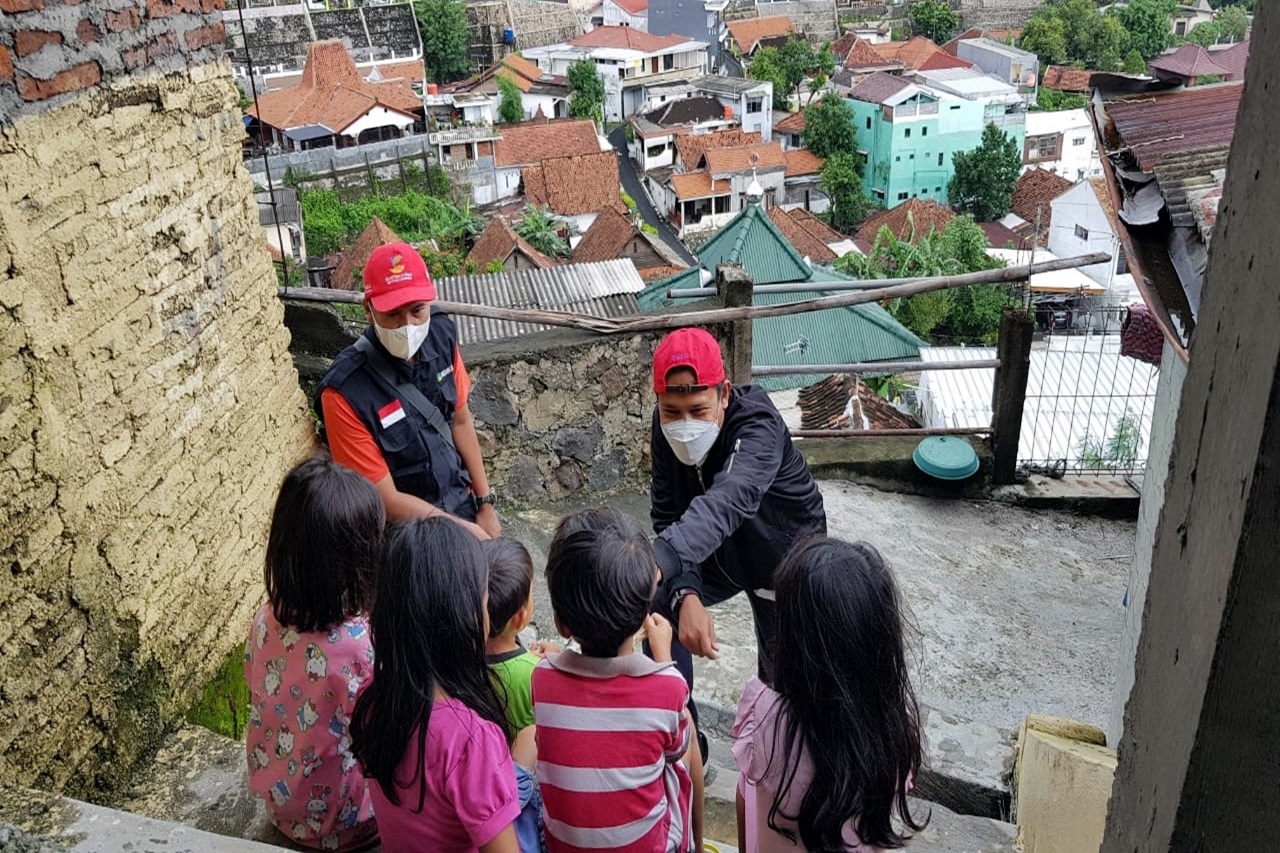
[
  {"xmin": 1048, "ymin": 178, "xmax": 1129, "ymax": 290},
  {"xmin": 1023, "ymin": 109, "xmax": 1104, "ymax": 182},
  {"xmin": 522, "ymin": 26, "xmax": 710, "ymax": 121},
  {"xmin": 692, "ymin": 75, "xmax": 773, "ymax": 141},
  {"xmin": 603, "ymin": 0, "xmax": 648, "ymax": 30}
]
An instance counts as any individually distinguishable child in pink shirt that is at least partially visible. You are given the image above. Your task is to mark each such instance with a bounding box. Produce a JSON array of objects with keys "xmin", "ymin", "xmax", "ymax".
[
  {"xmin": 245, "ymin": 454, "xmax": 382, "ymax": 851},
  {"xmin": 732, "ymin": 538, "xmax": 925, "ymax": 852},
  {"xmin": 350, "ymin": 517, "xmax": 527, "ymax": 852}
]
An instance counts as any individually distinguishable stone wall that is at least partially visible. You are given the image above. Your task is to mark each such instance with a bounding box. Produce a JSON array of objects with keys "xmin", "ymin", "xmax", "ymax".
[{"xmin": 0, "ymin": 0, "xmax": 315, "ymax": 793}]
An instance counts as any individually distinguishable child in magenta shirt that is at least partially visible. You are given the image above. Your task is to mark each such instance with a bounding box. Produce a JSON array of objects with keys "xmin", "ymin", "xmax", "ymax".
[
  {"xmin": 732, "ymin": 538, "xmax": 925, "ymax": 851},
  {"xmin": 244, "ymin": 454, "xmax": 382, "ymax": 851},
  {"xmin": 351, "ymin": 517, "xmax": 526, "ymax": 853}
]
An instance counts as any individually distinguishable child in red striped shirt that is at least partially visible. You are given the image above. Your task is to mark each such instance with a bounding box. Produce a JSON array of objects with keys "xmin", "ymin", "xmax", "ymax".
[{"xmin": 533, "ymin": 509, "xmax": 705, "ymax": 853}]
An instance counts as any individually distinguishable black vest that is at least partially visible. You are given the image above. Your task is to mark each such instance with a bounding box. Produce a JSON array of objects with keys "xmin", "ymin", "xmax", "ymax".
[{"xmin": 315, "ymin": 311, "xmax": 475, "ymax": 520}]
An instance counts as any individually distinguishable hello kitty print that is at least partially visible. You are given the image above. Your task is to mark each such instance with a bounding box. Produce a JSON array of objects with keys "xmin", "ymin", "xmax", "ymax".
[{"xmin": 245, "ymin": 605, "xmax": 377, "ymax": 851}]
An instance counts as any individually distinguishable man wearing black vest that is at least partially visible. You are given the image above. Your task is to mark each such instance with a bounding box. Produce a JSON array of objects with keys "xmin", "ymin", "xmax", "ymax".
[{"xmin": 316, "ymin": 242, "xmax": 499, "ymax": 539}]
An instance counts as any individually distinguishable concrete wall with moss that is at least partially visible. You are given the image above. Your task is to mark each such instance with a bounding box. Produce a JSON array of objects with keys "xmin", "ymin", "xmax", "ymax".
[{"xmin": 0, "ymin": 1, "xmax": 315, "ymax": 794}]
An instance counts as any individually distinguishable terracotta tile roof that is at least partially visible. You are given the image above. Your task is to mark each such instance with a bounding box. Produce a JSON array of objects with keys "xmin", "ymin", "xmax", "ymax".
[
  {"xmin": 1208, "ymin": 40, "xmax": 1250, "ymax": 81},
  {"xmin": 783, "ymin": 148, "xmax": 823, "ymax": 177},
  {"xmin": 768, "ymin": 207, "xmax": 838, "ymax": 263},
  {"xmin": 249, "ymin": 40, "xmax": 421, "ymax": 134},
  {"xmin": 670, "ymin": 171, "xmax": 730, "ymax": 200},
  {"xmin": 726, "ymin": 16, "xmax": 794, "ymax": 54},
  {"xmin": 498, "ymin": 54, "xmax": 546, "ymax": 92},
  {"xmin": 570, "ymin": 26, "xmax": 691, "ymax": 52},
  {"xmin": 612, "ymin": 0, "xmax": 648, "ymax": 15},
  {"xmin": 466, "ymin": 218, "xmax": 557, "ymax": 270},
  {"xmin": 572, "ymin": 206, "xmax": 637, "ymax": 263},
  {"xmin": 368, "ymin": 60, "xmax": 426, "ymax": 88},
  {"xmin": 854, "ymin": 197, "xmax": 954, "ymax": 244},
  {"xmin": 1105, "ymin": 83, "xmax": 1243, "ymax": 171},
  {"xmin": 1011, "ymin": 168, "xmax": 1072, "ymax": 228},
  {"xmin": 333, "ymin": 217, "xmax": 404, "ymax": 290},
  {"xmin": 1148, "ymin": 44, "xmax": 1231, "ymax": 80},
  {"xmin": 639, "ymin": 264, "xmax": 688, "ymax": 281},
  {"xmin": 919, "ymin": 50, "xmax": 974, "ymax": 71},
  {"xmin": 1041, "ymin": 65, "xmax": 1094, "ymax": 93},
  {"xmin": 799, "ymin": 373, "xmax": 921, "ymax": 431},
  {"xmin": 494, "ymin": 118, "xmax": 602, "ymax": 167},
  {"xmin": 874, "ymin": 37, "xmax": 953, "ymax": 71},
  {"xmin": 523, "ymin": 150, "xmax": 623, "ymax": 216},
  {"xmin": 979, "ymin": 220, "xmax": 1030, "ymax": 250},
  {"xmin": 788, "ymin": 207, "xmax": 847, "ymax": 243},
  {"xmin": 773, "ymin": 110, "xmax": 805, "ymax": 134},
  {"xmin": 703, "ymin": 141, "xmax": 787, "ymax": 174},
  {"xmin": 835, "ymin": 33, "xmax": 900, "ymax": 70},
  {"xmin": 849, "ymin": 71, "xmax": 912, "ymax": 104},
  {"xmin": 674, "ymin": 129, "xmax": 761, "ymax": 170}
]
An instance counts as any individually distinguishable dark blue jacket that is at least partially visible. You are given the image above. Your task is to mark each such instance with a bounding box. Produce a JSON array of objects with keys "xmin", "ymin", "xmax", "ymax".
[
  {"xmin": 651, "ymin": 384, "xmax": 826, "ymax": 596},
  {"xmin": 315, "ymin": 312, "xmax": 475, "ymax": 520}
]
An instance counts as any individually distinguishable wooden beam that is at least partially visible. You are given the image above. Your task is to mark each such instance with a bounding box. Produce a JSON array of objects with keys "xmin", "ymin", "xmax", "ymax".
[{"xmin": 990, "ymin": 307, "xmax": 1034, "ymax": 485}]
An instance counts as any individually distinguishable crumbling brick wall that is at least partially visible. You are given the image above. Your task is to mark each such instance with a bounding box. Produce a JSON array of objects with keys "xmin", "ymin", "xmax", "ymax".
[{"xmin": 0, "ymin": 0, "xmax": 314, "ymax": 793}]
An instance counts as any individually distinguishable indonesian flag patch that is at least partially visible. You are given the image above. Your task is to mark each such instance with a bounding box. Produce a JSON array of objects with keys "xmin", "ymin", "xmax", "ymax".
[{"xmin": 378, "ymin": 400, "xmax": 406, "ymax": 429}]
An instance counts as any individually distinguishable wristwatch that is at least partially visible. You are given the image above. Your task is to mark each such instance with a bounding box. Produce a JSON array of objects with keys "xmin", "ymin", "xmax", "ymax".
[
  {"xmin": 474, "ymin": 491, "xmax": 498, "ymax": 507},
  {"xmin": 672, "ymin": 587, "xmax": 700, "ymax": 614}
]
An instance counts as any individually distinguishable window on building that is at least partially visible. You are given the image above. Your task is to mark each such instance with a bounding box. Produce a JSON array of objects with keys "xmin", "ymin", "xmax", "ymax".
[
  {"xmin": 935, "ymin": 186, "xmax": 942, "ymax": 193},
  {"xmin": 895, "ymin": 155, "xmax": 901, "ymax": 162},
  {"xmin": 1074, "ymin": 137, "xmax": 1086, "ymax": 146},
  {"xmin": 873, "ymin": 189, "xmax": 886, "ymax": 201},
  {"xmin": 866, "ymin": 117, "xmax": 872, "ymax": 130},
  {"xmin": 921, "ymin": 187, "xmax": 928, "ymax": 194},
  {"xmin": 1175, "ymin": 20, "xmax": 1187, "ymax": 35},
  {"xmin": 950, "ymin": 104, "xmax": 961, "ymax": 110},
  {"xmin": 909, "ymin": 152, "xmax": 915, "ymax": 159},
  {"xmin": 663, "ymin": 53, "xmax": 675, "ymax": 71},
  {"xmin": 747, "ymin": 98, "xmax": 763, "ymax": 114},
  {"xmin": 1075, "ymin": 224, "xmax": 1089, "ymax": 240},
  {"xmin": 764, "ymin": 187, "xmax": 776, "ymax": 209},
  {"xmin": 937, "ymin": 152, "xmax": 943, "ymax": 166},
  {"xmin": 922, "ymin": 127, "xmax": 928, "ymax": 137},
  {"xmin": 905, "ymin": 128, "xmax": 911, "ymax": 138},
  {"xmin": 1026, "ymin": 134, "xmax": 1060, "ymax": 163},
  {"xmin": 898, "ymin": 191, "xmax": 909, "ymax": 200}
]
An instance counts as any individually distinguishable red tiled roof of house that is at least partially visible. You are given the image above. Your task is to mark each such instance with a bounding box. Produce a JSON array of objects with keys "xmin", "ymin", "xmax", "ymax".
[
  {"xmin": 726, "ymin": 15, "xmax": 794, "ymax": 54},
  {"xmin": 799, "ymin": 373, "xmax": 921, "ymax": 431},
  {"xmin": 783, "ymin": 148, "xmax": 823, "ymax": 177},
  {"xmin": 773, "ymin": 111, "xmax": 806, "ymax": 134},
  {"xmin": 703, "ymin": 141, "xmax": 787, "ymax": 174},
  {"xmin": 639, "ymin": 264, "xmax": 688, "ymax": 282},
  {"xmin": 874, "ymin": 37, "xmax": 953, "ymax": 71},
  {"xmin": 499, "ymin": 54, "xmax": 549, "ymax": 92},
  {"xmin": 671, "ymin": 171, "xmax": 730, "ymax": 200},
  {"xmin": 333, "ymin": 216, "xmax": 404, "ymax": 291},
  {"xmin": 1011, "ymin": 168, "xmax": 1073, "ymax": 230},
  {"xmin": 835, "ymin": 33, "xmax": 900, "ymax": 70},
  {"xmin": 788, "ymin": 207, "xmax": 847, "ymax": 244},
  {"xmin": 466, "ymin": 218, "xmax": 556, "ymax": 270},
  {"xmin": 368, "ymin": 59, "xmax": 426, "ymax": 88},
  {"xmin": 612, "ymin": 0, "xmax": 648, "ymax": 15},
  {"xmin": 979, "ymin": 220, "xmax": 1030, "ymax": 250},
  {"xmin": 1041, "ymin": 65, "xmax": 1094, "ymax": 93},
  {"xmin": 919, "ymin": 50, "xmax": 974, "ymax": 71},
  {"xmin": 768, "ymin": 207, "xmax": 838, "ymax": 263},
  {"xmin": 249, "ymin": 40, "xmax": 421, "ymax": 133},
  {"xmin": 673, "ymin": 129, "xmax": 762, "ymax": 170},
  {"xmin": 571, "ymin": 206, "xmax": 637, "ymax": 263},
  {"xmin": 1208, "ymin": 40, "xmax": 1250, "ymax": 81},
  {"xmin": 523, "ymin": 150, "xmax": 623, "ymax": 216},
  {"xmin": 849, "ymin": 71, "xmax": 912, "ymax": 104},
  {"xmin": 570, "ymin": 26, "xmax": 690, "ymax": 52},
  {"xmin": 854, "ymin": 197, "xmax": 954, "ymax": 244},
  {"xmin": 494, "ymin": 118, "xmax": 601, "ymax": 167},
  {"xmin": 1148, "ymin": 44, "xmax": 1231, "ymax": 80}
]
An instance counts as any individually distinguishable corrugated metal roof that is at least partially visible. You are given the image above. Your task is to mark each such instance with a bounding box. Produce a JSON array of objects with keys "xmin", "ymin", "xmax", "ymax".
[
  {"xmin": 918, "ymin": 340, "xmax": 1159, "ymax": 467},
  {"xmin": 1151, "ymin": 146, "xmax": 1229, "ymax": 229},
  {"xmin": 1106, "ymin": 83, "xmax": 1243, "ymax": 172},
  {"xmin": 695, "ymin": 204, "xmax": 813, "ymax": 284},
  {"xmin": 439, "ymin": 259, "xmax": 643, "ymax": 345}
]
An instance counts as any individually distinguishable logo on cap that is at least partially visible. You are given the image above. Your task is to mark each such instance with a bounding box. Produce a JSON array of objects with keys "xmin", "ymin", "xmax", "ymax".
[{"xmin": 389, "ymin": 254, "xmax": 406, "ymax": 275}]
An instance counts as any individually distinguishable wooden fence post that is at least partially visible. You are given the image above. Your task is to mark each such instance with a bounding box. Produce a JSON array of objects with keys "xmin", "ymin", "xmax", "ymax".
[
  {"xmin": 991, "ymin": 307, "xmax": 1034, "ymax": 485},
  {"xmin": 715, "ymin": 264, "xmax": 754, "ymax": 386}
]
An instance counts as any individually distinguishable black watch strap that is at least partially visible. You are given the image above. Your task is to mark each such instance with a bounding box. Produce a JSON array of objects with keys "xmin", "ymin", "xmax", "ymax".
[{"xmin": 474, "ymin": 491, "xmax": 497, "ymax": 506}]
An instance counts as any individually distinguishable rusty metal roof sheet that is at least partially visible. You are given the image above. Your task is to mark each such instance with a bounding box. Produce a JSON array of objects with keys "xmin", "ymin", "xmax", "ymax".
[{"xmin": 1105, "ymin": 83, "xmax": 1243, "ymax": 172}]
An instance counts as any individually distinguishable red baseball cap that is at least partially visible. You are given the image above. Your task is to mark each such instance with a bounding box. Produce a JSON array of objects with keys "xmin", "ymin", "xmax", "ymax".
[
  {"xmin": 363, "ymin": 242, "xmax": 436, "ymax": 312},
  {"xmin": 653, "ymin": 328, "xmax": 726, "ymax": 393}
]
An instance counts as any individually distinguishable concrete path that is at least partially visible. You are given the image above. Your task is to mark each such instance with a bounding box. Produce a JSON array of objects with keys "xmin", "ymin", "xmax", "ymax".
[{"xmin": 607, "ymin": 125, "xmax": 698, "ymax": 266}]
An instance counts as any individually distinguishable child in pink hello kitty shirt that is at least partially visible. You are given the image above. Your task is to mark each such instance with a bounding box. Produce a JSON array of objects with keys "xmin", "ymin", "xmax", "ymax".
[{"xmin": 245, "ymin": 454, "xmax": 383, "ymax": 851}]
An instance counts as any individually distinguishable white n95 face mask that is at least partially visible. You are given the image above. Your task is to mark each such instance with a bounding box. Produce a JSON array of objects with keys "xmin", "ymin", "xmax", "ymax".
[
  {"xmin": 662, "ymin": 418, "xmax": 720, "ymax": 467},
  {"xmin": 374, "ymin": 316, "xmax": 431, "ymax": 361}
]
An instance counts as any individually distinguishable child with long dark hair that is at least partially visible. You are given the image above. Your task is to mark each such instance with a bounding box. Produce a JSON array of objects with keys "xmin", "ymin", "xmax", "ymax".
[
  {"xmin": 732, "ymin": 538, "xmax": 926, "ymax": 851},
  {"xmin": 350, "ymin": 517, "xmax": 524, "ymax": 852},
  {"xmin": 245, "ymin": 454, "xmax": 382, "ymax": 851}
]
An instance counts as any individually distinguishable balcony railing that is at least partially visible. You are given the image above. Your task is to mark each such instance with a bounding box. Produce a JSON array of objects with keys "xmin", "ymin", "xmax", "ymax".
[{"xmin": 430, "ymin": 124, "xmax": 500, "ymax": 146}]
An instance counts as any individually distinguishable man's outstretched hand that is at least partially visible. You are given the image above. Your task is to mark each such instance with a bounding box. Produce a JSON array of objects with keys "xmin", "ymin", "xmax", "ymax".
[{"xmin": 677, "ymin": 594, "xmax": 719, "ymax": 660}]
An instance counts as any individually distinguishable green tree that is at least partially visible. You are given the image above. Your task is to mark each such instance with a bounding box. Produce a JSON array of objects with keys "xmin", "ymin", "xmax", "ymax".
[
  {"xmin": 751, "ymin": 38, "xmax": 824, "ymax": 109},
  {"xmin": 911, "ymin": 0, "xmax": 960, "ymax": 45},
  {"xmin": 1020, "ymin": 0, "xmax": 1132, "ymax": 71},
  {"xmin": 1217, "ymin": 5, "xmax": 1250, "ymax": 41},
  {"xmin": 947, "ymin": 123, "xmax": 1022, "ymax": 221},
  {"xmin": 802, "ymin": 95, "xmax": 857, "ymax": 159},
  {"xmin": 807, "ymin": 43, "xmax": 837, "ymax": 105},
  {"xmin": 820, "ymin": 153, "xmax": 870, "ymax": 233},
  {"xmin": 780, "ymin": 37, "xmax": 820, "ymax": 106},
  {"xmin": 1123, "ymin": 48, "xmax": 1148, "ymax": 73},
  {"xmin": 497, "ymin": 74, "xmax": 525, "ymax": 123},
  {"xmin": 567, "ymin": 59, "xmax": 605, "ymax": 121},
  {"xmin": 414, "ymin": 0, "xmax": 470, "ymax": 84},
  {"xmin": 749, "ymin": 46, "xmax": 789, "ymax": 109},
  {"xmin": 1186, "ymin": 20, "xmax": 1221, "ymax": 46},
  {"xmin": 1117, "ymin": 0, "xmax": 1177, "ymax": 59},
  {"xmin": 1020, "ymin": 12, "xmax": 1069, "ymax": 66},
  {"xmin": 515, "ymin": 205, "xmax": 570, "ymax": 257},
  {"xmin": 1032, "ymin": 87, "xmax": 1089, "ymax": 111}
]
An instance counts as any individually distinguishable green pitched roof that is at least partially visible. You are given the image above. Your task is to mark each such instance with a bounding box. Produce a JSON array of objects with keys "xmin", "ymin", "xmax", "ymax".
[{"xmin": 694, "ymin": 204, "xmax": 813, "ymax": 285}]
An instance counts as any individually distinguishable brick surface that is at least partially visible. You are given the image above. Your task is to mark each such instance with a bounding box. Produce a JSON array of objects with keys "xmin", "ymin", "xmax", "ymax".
[
  {"xmin": 0, "ymin": 0, "xmax": 44, "ymax": 11},
  {"xmin": 17, "ymin": 61, "xmax": 101, "ymax": 101},
  {"xmin": 15, "ymin": 29, "xmax": 64, "ymax": 58},
  {"xmin": 145, "ymin": 0, "xmax": 200, "ymax": 17},
  {"xmin": 0, "ymin": 46, "xmax": 12, "ymax": 85},
  {"xmin": 76, "ymin": 19, "xmax": 101, "ymax": 44},
  {"xmin": 105, "ymin": 7, "xmax": 141, "ymax": 32},
  {"xmin": 183, "ymin": 22, "xmax": 225, "ymax": 51}
]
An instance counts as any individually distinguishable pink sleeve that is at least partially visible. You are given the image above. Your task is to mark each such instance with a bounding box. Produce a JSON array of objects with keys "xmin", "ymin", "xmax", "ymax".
[
  {"xmin": 731, "ymin": 676, "xmax": 775, "ymax": 781},
  {"xmin": 447, "ymin": 720, "xmax": 521, "ymax": 849}
]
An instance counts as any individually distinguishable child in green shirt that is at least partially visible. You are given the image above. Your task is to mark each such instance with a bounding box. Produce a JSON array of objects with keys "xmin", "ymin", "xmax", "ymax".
[{"xmin": 484, "ymin": 538, "xmax": 557, "ymax": 738}]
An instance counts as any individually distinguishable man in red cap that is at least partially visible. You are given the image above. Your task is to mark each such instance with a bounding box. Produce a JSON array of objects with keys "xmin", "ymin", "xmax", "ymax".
[
  {"xmin": 315, "ymin": 243, "xmax": 499, "ymax": 539},
  {"xmin": 648, "ymin": 327, "xmax": 825, "ymax": 749}
]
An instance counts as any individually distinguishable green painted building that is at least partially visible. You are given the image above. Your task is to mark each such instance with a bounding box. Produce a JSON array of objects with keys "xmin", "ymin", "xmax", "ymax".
[
  {"xmin": 641, "ymin": 201, "xmax": 924, "ymax": 391},
  {"xmin": 847, "ymin": 69, "xmax": 1027, "ymax": 209}
]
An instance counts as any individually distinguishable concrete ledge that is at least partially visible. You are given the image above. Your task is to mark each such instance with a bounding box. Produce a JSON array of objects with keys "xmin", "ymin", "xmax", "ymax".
[{"xmin": 801, "ymin": 436, "xmax": 994, "ymax": 497}]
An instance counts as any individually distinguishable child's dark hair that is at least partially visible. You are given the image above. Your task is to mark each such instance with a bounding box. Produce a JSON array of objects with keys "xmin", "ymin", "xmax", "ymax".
[
  {"xmin": 350, "ymin": 518, "xmax": 507, "ymax": 810},
  {"xmin": 546, "ymin": 509, "xmax": 656, "ymax": 657},
  {"xmin": 765, "ymin": 537, "xmax": 926, "ymax": 850},
  {"xmin": 264, "ymin": 453, "xmax": 384, "ymax": 633},
  {"xmin": 483, "ymin": 538, "xmax": 534, "ymax": 639}
]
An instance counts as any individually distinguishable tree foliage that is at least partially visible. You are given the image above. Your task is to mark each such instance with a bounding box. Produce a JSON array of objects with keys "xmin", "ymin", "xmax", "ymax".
[
  {"xmin": 1117, "ymin": 0, "xmax": 1178, "ymax": 59},
  {"xmin": 834, "ymin": 216, "xmax": 1014, "ymax": 342},
  {"xmin": 515, "ymin": 205, "xmax": 570, "ymax": 257},
  {"xmin": 910, "ymin": 0, "xmax": 960, "ymax": 45},
  {"xmin": 497, "ymin": 74, "xmax": 525, "ymax": 123},
  {"xmin": 1185, "ymin": 20, "xmax": 1221, "ymax": 47},
  {"xmin": 1123, "ymin": 48, "xmax": 1148, "ymax": 73},
  {"xmin": 568, "ymin": 59, "xmax": 605, "ymax": 121},
  {"xmin": 414, "ymin": 0, "xmax": 470, "ymax": 84},
  {"xmin": 820, "ymin": 153, "xmax": 870, "ymax": 233},
  {"xmin": 300, "ymin": 188, "xmax": 480, "ymax": 259},
  {"xmin": 802, "ymin": 95, "xmax": 857, "ymax": 159},
  {"xmin": 1216, "ymin": 5, "xmax": 1250, "ymax": 41},
  {"xmin": 1019, "ymin": 0, "xmax": 1132, "ymax": 71},
  {"xmin": 1032, "ymin": 87, "xmax": 1089, "ymax": 112},
  {"xmin": 750, "ymin": 37, "xmax": 827, "ymax": 109},
  {"xmin": 947, "ymin": 124, "xmax": 1022, "ymax": 222}
]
